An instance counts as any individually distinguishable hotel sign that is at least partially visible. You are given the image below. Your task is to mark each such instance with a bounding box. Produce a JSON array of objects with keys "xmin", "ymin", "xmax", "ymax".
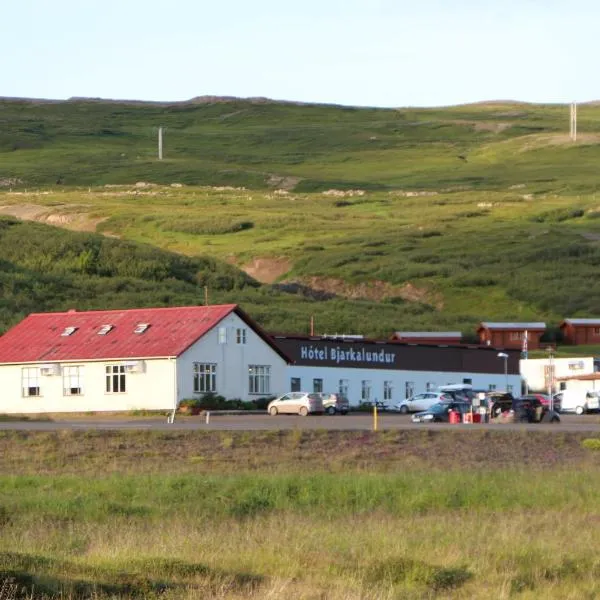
[{"xmin": 275, "ymin": 338, "xmax": 399, "ymax": 370}]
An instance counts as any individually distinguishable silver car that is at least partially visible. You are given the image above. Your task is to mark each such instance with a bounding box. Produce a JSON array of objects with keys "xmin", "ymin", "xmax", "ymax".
[{"xmin": 268, "ymin": 392, "xmax": 324, "ymax": 416}]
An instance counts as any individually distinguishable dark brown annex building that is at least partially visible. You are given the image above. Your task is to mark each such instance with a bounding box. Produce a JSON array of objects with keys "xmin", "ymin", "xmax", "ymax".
[{"xmin": 271, "ymin": 334, "xmax": 521, "ymax": 405}]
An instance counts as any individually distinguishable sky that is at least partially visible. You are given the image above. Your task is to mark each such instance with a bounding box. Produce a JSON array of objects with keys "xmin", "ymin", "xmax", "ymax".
[{"xmin": 3, "ymin": 0, "xmax": 597, "ymax": 108}]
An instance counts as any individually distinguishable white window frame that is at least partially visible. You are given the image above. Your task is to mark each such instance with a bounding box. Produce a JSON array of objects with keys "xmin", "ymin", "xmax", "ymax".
[
  {"xmin": 426, "ymin": 381, "xmax": 436, "ymax": 392},
  {"xmin": 105, "ymin": 365, "xmax": 126, "ymax": 393},
  {"xmin": 405, "ymin": 381, "xmax": 415, "ymax": 399},
  {"xmin": 361, "ymin": 380, "xmax": 372, "ymax": 402},
  {"xmin": 383, "ymin": 381, "xmax": 393, "ymax": 402},
  {"xmin": 193, "ymin": 363, "xmax": 217, "ymax": 393},
  {"xmin": 22, "ymin": 367, "xmax": 41, "ymax": 397},
  {"xmin": 218, "ymin": 327, "xmax": 227, "ymax": 344},
  {"xmin": 63, "ymin": 366, "xmax": 83, "ymax": 396},
  {"xmin": 249, "ymin": 365, "xmax": 270, "ymax": 394},
  {"xmin": 236, "ymin": 328, "xmax": 247, "ymax": 345},
  {"xmin": 339, "ymin": 379, "xmax": 349, "ymax": 399}
]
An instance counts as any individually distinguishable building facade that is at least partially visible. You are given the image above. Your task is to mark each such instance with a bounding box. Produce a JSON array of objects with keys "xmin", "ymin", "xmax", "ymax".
[
  {"xmin": 0, "ymin": 305, "xmax": 289, "ymax": 414},
  {"xmin": 477, "ymin": 322, "xmax": 546, "ymax": 350},
  {"xmin": 274, "ymin": 335, "xmax": 522, "ymax": 405},
  {"xmin": 559, "ymin": 319, "xmax": 600, "ymax": 346}
]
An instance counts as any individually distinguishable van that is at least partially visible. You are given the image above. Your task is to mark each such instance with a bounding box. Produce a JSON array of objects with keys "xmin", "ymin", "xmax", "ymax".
[{"xmin": 560, "ymin": 389, "xmax": 600, "ymax": 415}]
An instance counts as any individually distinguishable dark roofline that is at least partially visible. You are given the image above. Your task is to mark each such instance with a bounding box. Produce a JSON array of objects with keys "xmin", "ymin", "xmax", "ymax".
[{"xmin": 269, "ymin": 333, "xmax": 521, "ymax": 354}]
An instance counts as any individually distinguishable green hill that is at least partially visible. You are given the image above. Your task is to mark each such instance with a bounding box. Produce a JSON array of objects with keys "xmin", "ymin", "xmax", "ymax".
[{"xmin": 2, "ymin": 97, "xmax": 600, "ymax": 340}]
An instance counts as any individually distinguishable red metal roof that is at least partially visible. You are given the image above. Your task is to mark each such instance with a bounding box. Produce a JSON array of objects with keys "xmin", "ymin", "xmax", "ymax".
[{"xmin": 0, "ymin": 305, "xmax": 242, "ymax": 363}]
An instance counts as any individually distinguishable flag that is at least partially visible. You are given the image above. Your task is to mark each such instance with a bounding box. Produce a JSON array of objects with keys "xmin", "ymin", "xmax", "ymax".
[{"xmin": 522, "ymin": 330, "xmax": 528, "ymax": 359}]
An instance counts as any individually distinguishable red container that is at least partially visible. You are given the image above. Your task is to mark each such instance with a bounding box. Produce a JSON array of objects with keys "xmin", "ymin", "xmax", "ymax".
[
  {"xmin": 472, "ymin": 413, "xmax": 481, "ymax": 423},
  {"xmin": 449, "ymin": 410, "xmax": 462, "ymax": 424}
]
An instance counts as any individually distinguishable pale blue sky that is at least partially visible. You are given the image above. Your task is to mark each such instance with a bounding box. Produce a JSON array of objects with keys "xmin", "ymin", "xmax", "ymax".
[{"xmin": 3, "ymin": 0, "xmax": 596, "ymax": 107}]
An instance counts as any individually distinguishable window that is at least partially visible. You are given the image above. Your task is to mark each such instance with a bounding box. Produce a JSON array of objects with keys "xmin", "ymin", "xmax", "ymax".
[
  {"xmin": 463, "ymin": 378, "xmax": 472, "ymax": 385},
  {"xmin": 193, "ymin": 363, "xmax": 216, "ymax": 393},
  {"xmin": 426, "ymin": 381, "xmax": 436, "ymax": 392},
  {"xmin": 507, "ymin": 384, "xmax": 513, "ymax": 393},
  {"xmin": 405, "ymin": 381, "xmax": 415, "ymax": 399},
  {"xmin": 236, "ymin": 328, "xmax": 247, "ymax": 344},
  {"xmin": 134, "ymin": 323, "xmax": 149, "ymax": 335},
  {"xmin": 594, "ymin": 327, "xmax": 600, "ymax": 336},
  {"xmin": 218, "ymin": 327, "xmax": 227, "ymax": 344},
  {"xmin": 488, "ymin": 383, "xmax": 497, "ymax": 391},
  {"xmin": 290, "ymin": 377, "xmax": 301, "ymax": 392},
  {"xmin": 313, "ymin": 378, "xmax": 323, "ymax": 393},
  {"xmin": 63, "ymin": 366, "xmax": 82, "ymax": 396},
  {"xmin": 361, "ymin": 380, "xmax": 372, "ymax": 402},
  {"xmin": 98, "ymin": 324, "xmax": 114, "ymax": 336},
  {"xmin": 22, "ymin": 367, "xmax": 40, "ymax": 397},
  {"xmin": 339, "ymin": 379, "xmax": 349, "ymax": 399},
  {"xmin": 509, "ymin": 331, "xmax": 524, "ymax": 341},
  {"xmin": 61, "ymin": 326, "xmax": 77, "ymax": 337},
  {"xmin": 249, "ymin": 365, "xmax": 270, "ymax": 394},
  {"xmin": 383, "ymin": 381, "xmax": 393, "ymax": 401},
  {"xmin": 105, "ymin": 365, "xmax": 126, "ymax": 393}
]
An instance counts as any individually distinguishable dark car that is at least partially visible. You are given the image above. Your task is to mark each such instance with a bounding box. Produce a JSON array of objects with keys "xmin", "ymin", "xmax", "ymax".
[
  {"xmin": 411, "ymin": 401, "xmax": 471, "ymax": 423},
  {"xmin": 512, "ymin": 396, "xmax": 560, "ymax": 423}
]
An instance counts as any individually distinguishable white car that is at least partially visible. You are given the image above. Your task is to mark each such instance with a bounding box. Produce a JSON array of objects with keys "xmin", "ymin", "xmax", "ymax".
[
  {"xmin": 395, "ymin": 392, "xmax": 452, "ymax": 414},
  {"xmin": 268, "ymin": 392, "xmax": 324, "ymax": 416}
]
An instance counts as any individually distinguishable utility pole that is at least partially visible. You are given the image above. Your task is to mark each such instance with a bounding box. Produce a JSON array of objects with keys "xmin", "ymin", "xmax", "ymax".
[
  {"xmin": 158, "ymin": 126, "xmax": 164, "ymax": 160},
  {"xmin": 570, "ymin": 102, "xmax": 577, "ymax": 142}
]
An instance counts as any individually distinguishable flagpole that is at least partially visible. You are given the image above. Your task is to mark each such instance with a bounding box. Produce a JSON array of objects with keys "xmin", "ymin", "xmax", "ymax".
[{"xmin": 523, "ymin": 330, "xmax": 529, "ymax": 394}]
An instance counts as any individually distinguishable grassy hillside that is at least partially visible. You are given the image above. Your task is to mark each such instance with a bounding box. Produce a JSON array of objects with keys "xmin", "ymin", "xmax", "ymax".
[
  {"xmin": 2, "ymin": 98, "xmax": 600, "ymax": 193},
  {"xmin": 2, "ymin": 98, "xmax": 600, "ymax": 339}
]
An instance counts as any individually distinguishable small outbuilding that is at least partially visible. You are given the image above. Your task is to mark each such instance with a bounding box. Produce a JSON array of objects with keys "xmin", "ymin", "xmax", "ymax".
[
  {"xmin": 0, "ymin": 304, "xmax": 289, "ymax": 414},
  {"xmin": 477, "ymin": 322, "xmax": 546, "ymax": 350},
  {"xmin": 559, "ymin": 318, "xmax": 600, "ymax": 346}
]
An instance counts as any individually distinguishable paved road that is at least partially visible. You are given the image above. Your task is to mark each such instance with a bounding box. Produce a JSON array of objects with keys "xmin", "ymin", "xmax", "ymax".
[{"xmin": 1, "ymin": 413, "xmax": 600, "ymax": 432}]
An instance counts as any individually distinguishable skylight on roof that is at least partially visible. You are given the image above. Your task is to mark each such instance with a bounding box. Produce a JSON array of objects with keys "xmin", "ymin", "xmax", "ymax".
[
  {"xmin": 134, "ymin": 323, "xmax": 150, "ymax": 335},
  {"xmin": 61, "ymin": 326, "xmax": 78, "ymax": 337},
  {"xmin": 97, "ymin": 324, "xmax": 114, "ymax": 336}
]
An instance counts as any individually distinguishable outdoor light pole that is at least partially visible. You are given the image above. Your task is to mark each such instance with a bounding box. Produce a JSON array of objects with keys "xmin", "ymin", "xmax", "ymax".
[{"xmin": 498, "ymin": 352, "xmax": 509, "ymax": 391}]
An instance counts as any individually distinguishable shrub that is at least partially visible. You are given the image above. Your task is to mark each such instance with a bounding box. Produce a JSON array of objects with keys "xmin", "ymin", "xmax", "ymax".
[{"xmin": 581, "ymin": 438, "xmax": 600, "ymax": 451}]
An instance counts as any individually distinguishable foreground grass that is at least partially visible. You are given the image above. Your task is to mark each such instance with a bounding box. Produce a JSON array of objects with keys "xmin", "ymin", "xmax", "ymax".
[{"xmin": 1, "ymin": 430, "xmax": 600, "ymax": 598}]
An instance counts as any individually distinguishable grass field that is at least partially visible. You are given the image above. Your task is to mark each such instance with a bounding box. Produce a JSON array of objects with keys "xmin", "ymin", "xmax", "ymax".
[{"xmin": 1, "ymin": 429, "xmax": 600, "ymax": 599}]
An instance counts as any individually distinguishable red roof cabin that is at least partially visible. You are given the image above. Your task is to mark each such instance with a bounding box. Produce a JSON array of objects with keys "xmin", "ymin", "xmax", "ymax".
[
  {"xmin": 389, "ymin": 331, "xmax": 462, "ymax": 345},
  {"xmin": 477, "ymin": 322, "xmax": 546, "ymax": 350},
  {"xmin": 560, "ymin": 319, "xmax": 600, "ymax": 346}
]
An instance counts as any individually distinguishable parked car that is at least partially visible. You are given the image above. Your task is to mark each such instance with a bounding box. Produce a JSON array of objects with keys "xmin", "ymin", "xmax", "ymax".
[
  {"xmin": 411, "ymin": 401, "xmax": 472, "ymax": 423},
  {"xmin": 486, "ymin": 392, "xmax": 515, "ymax": 417},
  {"xmin": 320, "ymin": 393, "xmax": 350, "ymax": 415},
  {"xmin": 268, "ymin": 392, "xmax": 324, "ymax": 416},
  {"xmin": 395, "ymin": 392, "xmax": 452, "ymax": 414},
  {"xmin": 512, "ymin": 396, "xmax": 560, "ymax": 423},
  {"xmin": 559, "ymin": 389, "xmax": 600, "ymax": 415},
  {"xmin": 520, "ymin": 393, "xmax": 552, "ymax": 408}
]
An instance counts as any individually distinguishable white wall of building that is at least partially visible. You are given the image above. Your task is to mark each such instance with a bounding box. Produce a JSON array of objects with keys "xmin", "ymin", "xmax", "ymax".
[
  {"xmin": 519, "ymin": 357, "xmax": 594, "ymax": 392},
  {"xmin": 284, "ymin": 365, "xmax": 522, "ymax": 406},
  {"xmin": 0, "ymin": 313, "xmax": 288, "ymax": 414},
  {"xmin": 177, "ymin": 312, "xmax": 287, "ymax": 401},
  {"xmin": 0, "ymin": 358, "xmax": 175, "ymax": 414}
]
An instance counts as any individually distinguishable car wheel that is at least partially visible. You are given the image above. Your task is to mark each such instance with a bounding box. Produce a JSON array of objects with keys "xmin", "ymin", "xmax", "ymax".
[
  {"xmin": 269, "ymin": 406, "xmax": 278, "ymax": 416},
  {"xmin": 575, "ymin": 406, "xmax": 584, "ymax": 415},
  {"xmin": 399, "ymin": 405, "xmax": 409, "ymax": 414},
  {"xmin": 298, "ymin": 406, "xmax": 309, "ymax": 417},
  {"xmin": 326, "ymin": 406, "xmax": 336, "ymax": 415},
  {"xmin": 340, "ymin": 409, "xmax": 348, "ymax": 415}
]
